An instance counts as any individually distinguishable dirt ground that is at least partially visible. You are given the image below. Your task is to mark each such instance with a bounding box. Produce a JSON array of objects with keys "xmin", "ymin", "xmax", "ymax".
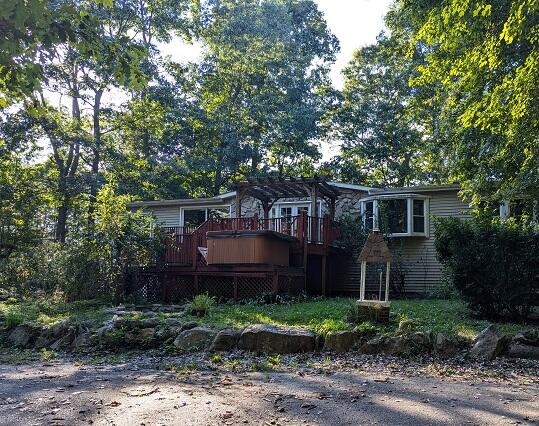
[{"xmin": 0, "ymin": 354, "xmax": 537, "ymax": 426}]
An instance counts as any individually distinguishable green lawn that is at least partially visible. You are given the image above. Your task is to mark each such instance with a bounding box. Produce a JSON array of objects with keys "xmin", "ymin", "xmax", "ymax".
[
  {"xmin": 186, "ymin": 298, "xmax": 526, "ymax": 339},
  {"xmin": 0, "ymin": 297, "xmax": 528, "ymax": 340}
]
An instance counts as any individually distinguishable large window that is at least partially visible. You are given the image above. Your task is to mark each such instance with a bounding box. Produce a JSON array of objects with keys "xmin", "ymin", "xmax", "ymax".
[
  {"xmin": 361, "ymin": 195, "xmax": 429, "ymax": 237},
  {"xmin": 182, "ymin": 206, "xmax": 230, "ymax": 228}
]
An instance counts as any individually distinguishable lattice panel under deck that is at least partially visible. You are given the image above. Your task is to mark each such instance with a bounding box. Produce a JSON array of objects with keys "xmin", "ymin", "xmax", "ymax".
[
  {"xmin": 237, "ymin": 276, "xmax": 274, "ymax": 299},
  {"xmin": 164, "ymin": 275, "xmax": 196, "ymax": 302},
  {"xmin": 134, "ymin": 273, "xmax": 162, "ymax": 303},
  {"xmin": 200, "ymin": 275, "xmax": 235, "ymax": 299},
  {"xmin": 278, "ymin": 275, "xmax": 305, "ymax": 295}
]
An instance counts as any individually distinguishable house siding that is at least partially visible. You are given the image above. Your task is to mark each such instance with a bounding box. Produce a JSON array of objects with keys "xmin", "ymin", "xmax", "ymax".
[
  {"xmin": 396, "ymin": 190, "xmax": 471, "ymax": 293},
  {"xmin": 147, "ymin": 207, "xmax": 181, "ymax": 228},
  {"xmin": 336, "ymin": 189, "xmax": 471, "ymax": 296}
]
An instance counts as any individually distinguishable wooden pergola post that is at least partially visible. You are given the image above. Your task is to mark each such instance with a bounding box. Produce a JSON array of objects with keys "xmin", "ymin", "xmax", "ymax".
[{"xmin": 235, "ymin": 190, "xmax": 242, "ymax": 218}]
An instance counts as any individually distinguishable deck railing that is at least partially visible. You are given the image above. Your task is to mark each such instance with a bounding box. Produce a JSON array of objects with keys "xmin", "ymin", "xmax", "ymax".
[{"xmin": 161, "ymin": 213, "xmax": 340, "ymax": 265}]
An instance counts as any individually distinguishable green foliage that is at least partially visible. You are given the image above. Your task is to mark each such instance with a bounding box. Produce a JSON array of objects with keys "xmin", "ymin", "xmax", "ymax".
[
  {"xmin": 334, "ymin": 214, "xmax": 369, "ymax": 254},
  {"xmin": 189, "ymin": 293, "xmax": 216, "ymax": 316},
  {"xmin": 329, "ymin": 33, "xmax": 432, "ymax": 186},
  {"xmin": 434, "ymin": 216, "xmax": 539, "ymax": 321},
  {"xmin": 389, "ymin": 0, "xmax": 539, "ymax": 204}
]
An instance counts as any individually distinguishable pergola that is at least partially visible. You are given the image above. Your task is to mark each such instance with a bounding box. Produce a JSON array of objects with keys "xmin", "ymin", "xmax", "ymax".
[{"xmin": 231, "ymin": 176, "xmax": 340, "ymax": 219}]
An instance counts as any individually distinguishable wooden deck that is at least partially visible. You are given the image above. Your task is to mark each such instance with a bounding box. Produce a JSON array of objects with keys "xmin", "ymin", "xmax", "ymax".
[{"xmin": 127, "ymin": 213, "xmax": 341, "ymax": 302}]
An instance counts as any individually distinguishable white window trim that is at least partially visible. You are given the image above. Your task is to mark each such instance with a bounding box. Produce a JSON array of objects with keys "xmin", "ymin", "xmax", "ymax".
[
  {"xmin": 180, "ymin": 205, "xmax": 231, "ymax": 227},
  {"xmin": 270, "ymin": 200, "xmax": 322, "ymax": 218},
  {"xmin": 360, "ymin": 195, "xmax": 430, "ymax": 238}
]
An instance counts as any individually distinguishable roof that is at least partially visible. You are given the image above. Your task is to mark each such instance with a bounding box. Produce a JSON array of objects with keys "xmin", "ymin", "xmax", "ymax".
[
  {"xmin": 358, "ymin": 231, "xmax": 393, "ymax": 263},
  {"xmin": 127, "ymin": 182, "xmax": 459, "ymax": 208},
  {"xmin": 368, "ymin": 183, "xmax": 460, "ymax": 195}
]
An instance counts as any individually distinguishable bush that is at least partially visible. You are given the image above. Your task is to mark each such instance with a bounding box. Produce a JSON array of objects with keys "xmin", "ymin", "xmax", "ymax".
[
  {"xmin": 189, "ymin": 293, "xmax": 216, "ymax": 317},
  {"xmin": 434, "ymin": 217, "xmax": 539, "ymax": 321}
]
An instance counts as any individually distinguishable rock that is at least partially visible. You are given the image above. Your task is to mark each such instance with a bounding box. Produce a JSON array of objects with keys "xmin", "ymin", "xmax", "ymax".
[
  {"xmin": 397, "ymin": 319, "xmax": 417, "ymax": 334},
  {"xmin": 238, "ymin": 324, "xmax": 315, "ymax": 354},
  {"xmin": 323, "ymin": 331, "xmax": 359, "ymax": 352},
  {"xmin": 506, "ymin": 343, "xmax": 539, "ymax": 360},
  {"xmin": 359, "ymin": 335, "xmax": 389, "ymax": 355},
  {"xmin": 210, "ymin": 328, "xmax": 242, "ymax": 351},
  {"xmin": 140, "ymin": 318, "xmax": 160, "ymax": 328},
  {"xmin": 51, "ymin": 319, "xmax": 70, "ymax": 338},
  {"xmin": 173, "ymin": 327, "xmax": 216, "ymax": 352},
  {"xmin": 360, "ymin": 333, "xmax": 432, "ymax": 356},
  {"xmin": 7, "ymin": 325, "xmax": 36, "ymax": 347},
  {"xmin": 433, "ymin": 333, "xmax": 458, "ymax": 357},
  {"xmin": 50, "ymin": 328, "xmax": 76, "ymax": 350},
  {"xmin": 469, "ymin": 325, "xmax": 508, "ymax": 361},
  {"xmin": 165, "ymin": 318, "xmax": 182, "ymax": 327},
  {"xmin": 180, "ymin": 321, "xmax": 198, "ymax": 331},
  {"xmin": 512, "ymin": 330, "xmax": 539, "ymax": 347},
  {"xmin": 72, "ymin": 331, "xmax": 92, "ymax": 350}
]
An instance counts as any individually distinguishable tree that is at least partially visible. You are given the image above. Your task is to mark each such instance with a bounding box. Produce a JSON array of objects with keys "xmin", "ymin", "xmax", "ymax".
[
  {"xmin": 390, "ymin": 0, "xmax": 539, "ymax": 205},
  {"xmin": 329, "ymin": 34, "xmax": 427, "ymax": 187},
  {"xmin": 179, "ymin": 0, "xmax": 338, "ymax": 195}
]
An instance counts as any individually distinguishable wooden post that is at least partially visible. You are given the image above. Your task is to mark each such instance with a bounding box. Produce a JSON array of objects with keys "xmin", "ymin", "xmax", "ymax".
[
  {"xmin": 310, "ymin": 185, "xmax": 318, "ymax": 242},
  {"xmin": 321, "ymin": 255, "xmax": 327, "ymax": 296},
  {"xmin": 235, "ymin": 191, "xmax": 242, "ymax": 218},
  {"xmin": 360, "ymin": 260, "xmax": 366, "ymax": 301},
  {"xmin": 233, "ymin": 276, "xmax": 238, "ymax": 300},
  {"xmin": 385, "ymin": 262, "xmax": 391, "ymax": 302},
  {"xmin": 322, "ymin": 214, "xmax": 330, "ymax": 248},
  {"xmin": 329, "ymin": 198, "xmax": 336, "ymax": 220},
  {"xmin": 272, "ymin": 272, "xmax": 279, "ymax": 294}
]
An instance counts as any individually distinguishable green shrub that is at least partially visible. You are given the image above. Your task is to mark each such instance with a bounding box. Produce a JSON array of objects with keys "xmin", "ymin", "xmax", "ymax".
[
  {"xmin": 434, "ymin": 217, "xmax": 539, "ymax": 321},
  {"xmin": 189, "ymin": 293, "xmax": 216, "ymax": 317}
]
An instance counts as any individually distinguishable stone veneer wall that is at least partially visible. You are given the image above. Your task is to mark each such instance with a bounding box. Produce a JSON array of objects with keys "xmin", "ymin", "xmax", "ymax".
[{"xmin": 229, "ymin": 187, "xmax": 368, "ymax": 219}]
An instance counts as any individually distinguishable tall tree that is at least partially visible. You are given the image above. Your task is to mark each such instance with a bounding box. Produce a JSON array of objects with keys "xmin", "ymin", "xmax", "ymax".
[
  {"xmin": 180, "ymin": 0, "xmax": 338, "ymax": 195},
  {"xmin": 389, "ymin": 0, "xmax": 539, "ymax": 205},
  {"xmin": 329, "ymin": 34, "xmax": 427, "ymax": 187}
]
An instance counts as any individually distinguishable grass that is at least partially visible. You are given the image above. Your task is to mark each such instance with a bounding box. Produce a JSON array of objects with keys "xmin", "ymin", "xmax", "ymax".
[
  {"xmin": 185, "ymin": 298, "xmax": 527, "ymax": 339},
  {"xmin": 0, "ymin": 297, "xmax": 529, "ymax": 341},
  {"xmin": 0, "ymin": 299, "xmax": 110, "ymax": 328}
]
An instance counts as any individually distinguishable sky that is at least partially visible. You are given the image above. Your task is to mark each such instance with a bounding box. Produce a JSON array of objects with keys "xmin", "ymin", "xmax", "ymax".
[{"xmin": 161, "ymin": 0, "xmax": 393, "ymax": 90}]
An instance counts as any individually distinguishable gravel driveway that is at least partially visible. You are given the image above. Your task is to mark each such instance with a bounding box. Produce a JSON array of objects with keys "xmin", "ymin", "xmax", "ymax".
[{"xmin": 0, "ymin": 354, "xmax": 537, "ymax": 425}]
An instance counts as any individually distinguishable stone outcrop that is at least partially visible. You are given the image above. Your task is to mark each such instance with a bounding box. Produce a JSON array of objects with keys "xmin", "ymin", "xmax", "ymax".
[
  {"xmin": 238, "ymin": 324, "xmax": 315, "ymax": 353},
  {"xmin": 506, "ymin": 330, "xmax": 539, "ymax": 360},
  {"xmin": 323, "ymin": 331, "xmax": 360, "ymax": 352},
  {"xmin": 469, "ymin": 325, "xmax": 508, "ymax": 361},
  {"xmin": 433, "ymin": 332, "xmax": 459, "ymax": 357},
  {"xmin": 210, "ymin": 328, "xmax": 242, "ymax": 351},
  {"xmin": 173, "ymin": 327, "xmax": 217, "ymax": 352}
]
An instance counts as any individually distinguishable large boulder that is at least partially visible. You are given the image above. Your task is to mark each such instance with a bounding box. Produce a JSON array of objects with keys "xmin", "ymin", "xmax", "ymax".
[
  {"xmin": 7, "ymin": 325, "xmax": 37, "ymax": 347},
  {"xmin": 360, "ymin": 332, "xmax": 432, "ymax": 356},
  {"xmin": 469, "ymin": 325, "xmax": 508, "ymax": 361},
  {"xmin": 210, "ymin": 328, "xmax": 242, "ymax": 351},
  {"xmin": 323, "ymin": 331, "xmax": 359, "ymax": 352},
  {"xmin": 173, "ymin": 327, "xmax": 216, "ymax": 352},
  {"xmin": 507, "ymin": 343, "xmax": 539, "ymax": 360},
  {"xmin": 506, "ymin": 330, "xmax": 539, "ymax": 360},
  {"xmin": 433, "ymin": 332, "xmax": 459, "ymax": 357},
  {"xmin": 238, "ymin": 324, "xmax": 315, "ymax": 354}
]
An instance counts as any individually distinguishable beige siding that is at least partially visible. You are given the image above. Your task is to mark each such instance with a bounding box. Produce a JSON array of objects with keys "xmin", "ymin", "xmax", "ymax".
[
  {"xmin": 148, "ymin": 206, "xmax": 181, "ymax": 227},
  {"xmin": 394, "ymin": 190, "xmax": 471, "ymax": 294},
  {"xmin": 336, "ymin": 189, "xmax": 471, "ymax": 296}
]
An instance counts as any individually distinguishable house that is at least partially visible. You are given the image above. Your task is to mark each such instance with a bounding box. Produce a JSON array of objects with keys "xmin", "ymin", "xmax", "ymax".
[{"xmin": 127, "ymin": 178, "xmax": 471, "ymax": 301}]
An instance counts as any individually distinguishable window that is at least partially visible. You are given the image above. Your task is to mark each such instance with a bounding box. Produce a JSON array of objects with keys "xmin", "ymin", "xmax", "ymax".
[
  {"xmin": 380, "ymin": 199, "xmax": 408, "ymax": 234},
  {"xmin": 183, "ymin": 209, "xmax": 206, "ymax": 228},
  {"xmin": 362, "ymin": 201, "xmax": 373, "ymax": 231},
  {"xmin": 413, "ymin": 199, "xmax": 425, "ymax": 233},
  {"xmin": 182, "ymin": 206, "xmax": 230, "ymax": 228},
  {"xmin": 361, "ymin": 195, "xmax": 428, "ymax": 237}
]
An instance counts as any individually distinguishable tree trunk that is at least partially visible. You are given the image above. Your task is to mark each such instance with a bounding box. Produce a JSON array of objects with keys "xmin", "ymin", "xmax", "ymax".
[{"xmin": 88, "ymin": 88, "xmax": 103, "ymax": 226}]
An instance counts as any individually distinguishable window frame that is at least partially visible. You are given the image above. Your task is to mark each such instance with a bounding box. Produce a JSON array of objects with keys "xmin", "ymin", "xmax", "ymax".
[
  {"xmin": 180, "ymin": 205, "xmax": 231, "ymax": 228},
  {"xmin": 270, "ymin": 201, "xmax": 322, "ymax": 219},
  {"xmin": 360, "ymin": 194, "xmax": 429, "ymax": 237}
]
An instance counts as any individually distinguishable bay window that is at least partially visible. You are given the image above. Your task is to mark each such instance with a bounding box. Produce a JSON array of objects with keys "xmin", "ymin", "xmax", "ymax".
[{"xmin": 360, "ymin": 195, "xmax": 429, "ymax": 237}]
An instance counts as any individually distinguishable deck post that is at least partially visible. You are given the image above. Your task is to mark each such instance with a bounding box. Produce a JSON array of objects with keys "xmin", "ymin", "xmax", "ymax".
[
  {"xmin": 233, "ymin": 276, "xmax": 238, "ymax": 300},
  {"xmin": 235, "ymin": 191, "xmax": 242, "ymax": 218},
  {"xmin": 310, "ymin": 185, "xmax": 318, "ymax": 241}
]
